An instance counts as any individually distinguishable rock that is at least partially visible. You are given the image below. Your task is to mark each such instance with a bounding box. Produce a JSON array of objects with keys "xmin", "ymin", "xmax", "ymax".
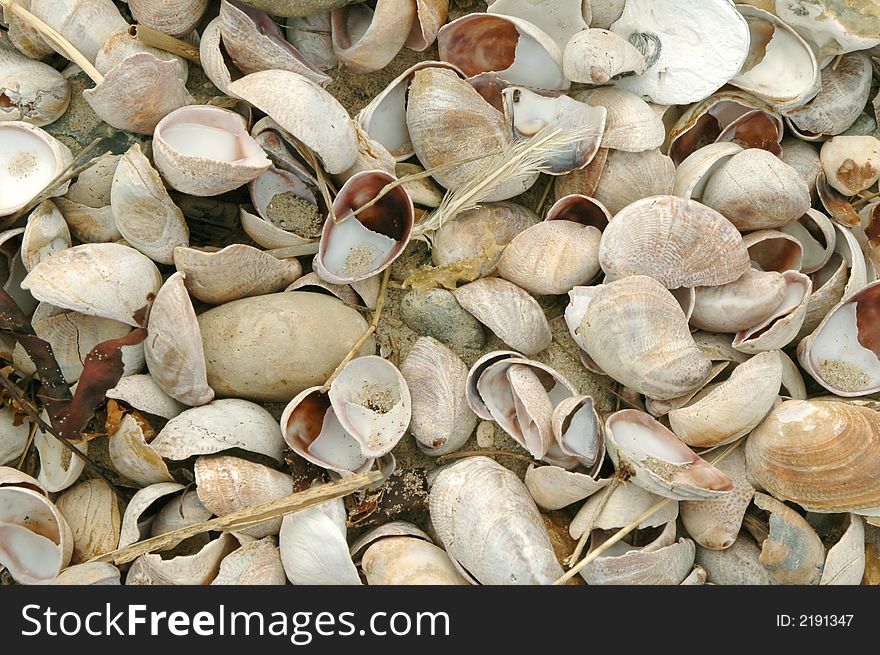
[
  {"xmin": 400, "ymin": 288, "xmax": 486, "ymax": 350},
  {"xmin": 199, "ymin": 292, "xmax": 375, "ymax": 402}
]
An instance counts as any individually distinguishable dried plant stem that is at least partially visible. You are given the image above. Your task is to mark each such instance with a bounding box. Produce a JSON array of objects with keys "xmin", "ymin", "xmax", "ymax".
[
  {"xmin": 553, "ymin": 438, "xmax": 745, "ymax": 585},
  {"xmin": 89, "ymin": 471, "xmax": 383, "ymax": 565},
  {"xmin": 15, "ymin": 421, "xmax": 37, "ymax": 470},
  {"xmin": 563, "ymin": 476, "xmax": 621, "ymax": 567},
  {"xmin": 0, "ymin": 0, "xmax": 103, "ymax": 83},
  {"xmin": 437, "ymin": 449, "xmax": 536, "ymax": 465},
  {"xmin": 535, "ymin": 174, "xmax": 555, "ymax": 215},
  {"xmin": 319, "ymin": 267, "xmax": 392, "ymax": 392},
  {"xmin": 129, "ymin": 25, "xmax": 201, "ymax": 64},
  {"xmin": 853, "ymin": 190, "xmax": 880, "ymax": 208},
  {"xmin": 266, "ymin": 241, "xmax": 321, "ymax": 258}
]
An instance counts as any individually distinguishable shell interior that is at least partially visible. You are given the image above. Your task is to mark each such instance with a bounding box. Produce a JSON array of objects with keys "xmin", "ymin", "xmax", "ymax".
[{"xmin": 0, "ymin": 127, "xmax": 59, "ymax": 214}]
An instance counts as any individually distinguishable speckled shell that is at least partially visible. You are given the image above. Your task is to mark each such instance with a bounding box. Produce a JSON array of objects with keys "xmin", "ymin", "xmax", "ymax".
[{"xmin": 695, "ymin": 535, "xmax": 777, "ymax": 585}]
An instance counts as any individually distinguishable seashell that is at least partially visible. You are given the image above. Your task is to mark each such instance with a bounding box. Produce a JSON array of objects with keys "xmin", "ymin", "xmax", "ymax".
[
  {"xmin": 766, "ymin": 0, "xmax": 880, "ymax": 61},
  {"xmin": 742, "ymin": 230, "xmax": 804, "ymax": 273},
  {"xmin": 550, "ymin": 394, "xmax": 606, "ymax": 471},
  {"xmin": 279, "ymin": 498, "xmax": 361, "ymax": 585},
  {"xmin": 110, "ymin": 374, "xmax": 187, "ymax": 419},
  {"xmin": 496, "ymin": 220, "xmax": 601, "ymax": 295},
  {"xmin": 599, "ymin": 195, "xmax": 749, "ymax": 289},
  {"xmin": 554, "ymin": 147, "xmax": 608, "ymax": 201},
  {"xmin": 314, "ymin": 171, "xmax": 413, "ymax": 284},
  {"xmin": 362, "ymin": 536, "xmax": 467, "ymax": 585},
  {"xmin": 153, "ymin": 105, "xmax": 272, "ymax": 196},
  {"xmin": 746, "ymin": 399, "xmax": 880, "ymax": 514},
  {"xmin": 781, "ymin": 137, "xmax": 822, "ymax": 200},
  {"xmin": 701, "ymin": 148, "xmax": 812, "ymax": 231},
  {"xmin": 286, "ymin": 13, "xmax": 336, "ymax": 71},
  {"xmin": 0, "ymin": 406, "xmax": 30, "ymax": 466},
  {"xmin": 111, "ymin": 143, "xmax": 188, "ymax": 264},
  {"xmin": 604, "ymin": 410, "xmax": 733, "ymax": 500},
  {"xmin": 55, "ymin": 479, "xmax": 120, "ymax": 563},
  {"xmin": 680, "ymin": 565, "xmax": 708, "ymax": 585},
  {"xmin": 545, "ymin": 194, "xmax": 610, "ymax": 231},
  {"xmin": 228, "ymin": 70, "xmax": 358, "ymax": 175},
  {"xmin": 34, "ymin": 427, "xmax": 86, "ymax": 493},
  {"xmin": 41, "ymin": 562, "xmax": 121, "ymax": 585},
  {"xmin": 690, "ymin": 269, "xmax": 787, "ymax": 334},
  {"xmin": 52, "ymin": 198, "xmax": 120, "ymax": 244},
  {"xmin": 173, "ymin": 244, "xmax": 301, "ymax": 304},
  {"xmin": 429, "ymin": 456, "xmax": 564, "ymax": 584},
  {"xmin": 672, "ymin": 142, "xmax": 742, "ymax": 202},
  {"xmin": 562, "ymin": 28, "xmax": 646, "ymax": 85},
  {"xmin": 668, "ymin": 351, "xmax": 782, "ymax": 449},
  {"xmin": 349, "ymin": 522, "xmax": 432, "ymax": 564},
  {"xmin": 501, "ymin": 86, "xmax": 606, "ymax": 174},
  {"xmin": 591, "ymin": 149, "xmax": 674, "ymax": 215},
  {"xmin": 831, "ymin": 222, "xmax": 868, "ymax": 297},
  {"xmin": 797, "ymin": 279, "xmax": 880, "ymax": 396},
  {"xmin": 83, "ymin": 53, "xmax": 195, "ymax": 134},
  {"xmin": 199, "ymin": 292, "xmax": 374, "ymax": 402},
  {"xmin": 212, "ymin": 536, "xmax": 287, "ymax": 585},
  {"xmin": 430, "ymin": 201, "xmax": 540, "ymax": 277},
  {"xmin": 94, "ymin": 29, "xmax": 188, "ymax": 82},
  {"xmin": 199, "ymin": 17, "xmax": 235, "ymax": 96},
  {"xmin": 118, "ymin": 482, "xmax": 186, "ymax": 548},
  {"xmin": 781, "ymin": 209, "xmax": 836, "ymax": 274},
  {"xmin": 150, "ymin": 489, "xmax": 212, "ymax": 537},
  {"xmin": 195, "ymin": 455, "xmax": 293, "ymax": 538},
  {"xmin": 406, "ymin": 68, "xmax": 535, "ymax": 201},
  {"xmin": 579, "ymin": 520, "xmax": 695, "ymax": 585},
  {"xmin": 695, "ymin": 535, "xmax": 778, "ymax": 585},
  {"xmin": 0, "ymin": 43, "xmax": 70, "ymax": 126},
  {"xmin": 219, "ymin": 0, "xmax": 330, "ymax": 87},
  {"xmin": 733, "ymin": 271, "xmax": 812, "ymax": 353},
  {"xmin": 108, "ymin": 414, "xmax": 174, "ymax": 487},
  {"xmin": 643, "ymin": 361, "xmax": 730, "ymax": 419},
  {"xmin": 778, "ymin": 349, "xmax": 808, "ymax": 400},
  {"xmin": 1, "ymin": 0, "xmax": 55, "ymax": 60},
  {"xmin": 570, "ymin": 482, "xmax": 679, "ymax": 538},
  {"xmin": 145, "ymin": 272, "xmax": 214, "ymax": 407},
  {"xmin": 714, "ymin": 110, "xmax": 783, "ymax": 158},
  {"xmin": 0, "ymin": 477, "xmax": 73, "ymax": 584},
  {"xmin": 680, "ymin": 448, "xmax": 754, "ymax": 551},
  {"xmin": 335, "ymin": 122, "xmax": 397, "ymax": 183},
  {"xmin": 0, "ymin": 466, "xmax": 44, "ymax": 491},
  {"xmin": 21, "ymin": 243, "xmax": 162, "ymax": 327},
  {"xmin": 608, "ymin": 0, "xmax": 749, "ymax": 105},
  {"xmin": 576, "ymin": 88, "xmax": 664, "ymax": 153},
  {"xmin": 452, "ymin": 277, "xmax": 552, "ymax": 355},
  {"xmin": 728, "ymin": 5, "xmax": 820, "ymax": 112},
  {"xmin": 396, "ymin": 163, "xmax": 444, "ymax": 208},
  {"xmin": 331, "ymin": 0, "xmax": 417, "ymax": 73},
  {"xmin": 820, "ymin": 135, "xmax": 880, "ymax": 197},
  {"xmin": 817, "ymin": 172, "xmax": 861, "ymax": 228},
  {"xmin": 469, "ymin": 354, "xmax": 576, "ymax": 460},
  {"xmin": 235, "ymin": 0, "xmax": 366, "ymax": 17},
  {"xmin": 130, "ymin": 0, "xmax": 209, "ymax": 35},
  {"xmin": 787, "ymin": 52, "xmax": 872, "ymax": 138},
  {"xmin": 21, "ymin": 201, "xmax": 70, "ymax": 273},
  {"xmin": 487, "ymin": 0, "xmax": 587, "ymax": 50},
  {"xmin": 401, "ymin": 337, "xmax": 477, "ymax": 456},
  {"xmin": 524, "ymin": 465, "xmax": 609, "ymax": 511},
  {"xmin": 248, "ymin": 164, "xmax": 324, "ymax": 243},
  {"xmin": 285, "ymin": 272, "xmax": 357, "ymax": 306},
  {"xmin": 820, "ymin": 514, "xmax": 865, "ymax": 585},
  {"xmin": 39, "ymin": 149, "xmax": 114, "ymax": 207},
  {"xmin": 464, "ymin": 350, "xmax": 521, "ymax": 420},
  {"xmin": 406, "ymin": 0, "xmax": 450, "ymax": 51},
  {"xmin": 126, "ymin": 534, "xmax": 236, "ymax": 585},
  {"xmin": 438, "ymin": 13, "xmax": 568, "ymax": 91},
  {"xmin": 22, "ymin": 304, "xmax": 144, "ymax": 384},
  {"xmin": 27, "ymin": 0, "xmax": 126, "ymax": 62},
  {"xmin": 579, "ymin": 276, "xmax": 712, "ymax": 400},
  {"xmin": 280, "ymin": 386, "xmax": 374, "ymax": 474},
  {"xmin": 0, "ymin": 122, "xmax": 72, "ymax": 217}
]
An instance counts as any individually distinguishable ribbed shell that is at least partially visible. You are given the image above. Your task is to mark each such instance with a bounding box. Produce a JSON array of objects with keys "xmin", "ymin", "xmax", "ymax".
[
  {"xmin": 429, "ymin": 456, "xmax": 564, "ymax": 584},
  {"xmin": 130, "ymin": 0, "xmax": 208, "ymax": 35},
  {"xmin": 745, "ymin": 400, "xmax": 880, "ymax": 513},
  {"xmin": 598, "ymin": 195, "xmax": 749, "ymax": 289},
  {"xmin": 55, "ymin": 479, "xmax": 120, "ymax": 563}
]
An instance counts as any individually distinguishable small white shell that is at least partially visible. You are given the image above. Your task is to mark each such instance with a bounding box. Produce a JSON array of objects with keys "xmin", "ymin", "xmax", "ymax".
[
  {"xmin": 212, "ymin": 536, "xmax": 287, "ymax": 585},
  {"xmin": 20, "ymin": 201, "xmax": 70, "ymax": 273},
  {"xmin": 108, "ymin": 414, "xmax": 174, "ymax": 487},
  {"xmin": 279, "ymin": 498, "xmax": 361, "ymax": 585},
  {"xmin": 362, "ymin": 536, "xmax": 468, "ymax": 585},
  {"xmin": 35, "ymin": 427, "xmax": 86, "ymax": 493},
  {"xmin": 562, "ymin": 28, "xmax": 646, "ymax": 84},
  {"xmin": 126, "ymin": 534, "xmax": 236, "ymax": 585},
  {"xmin": 570, "ymin": 482, "xmax": 678, "ymax": 538},
  {"xmin": 524, "ymin": 465, "xmax": 609, "ymax": 511}
]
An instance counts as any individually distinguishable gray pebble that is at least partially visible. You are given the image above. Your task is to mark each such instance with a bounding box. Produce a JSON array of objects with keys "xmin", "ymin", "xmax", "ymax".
[{"xmin": 400, "ymin": 288, "xmax": 486, "ymax": 350}]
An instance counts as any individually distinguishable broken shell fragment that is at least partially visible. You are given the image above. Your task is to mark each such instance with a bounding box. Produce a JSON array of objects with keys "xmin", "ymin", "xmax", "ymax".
[
  {"xmin": 20, "ymin": 201, "xmax": 70, "ymax": 273},
  {"xmin": 108, "ymin": 414, "xmax": 174, "ymax": 487},
  {"xmin": 550, "ymin": 394, "xmax": 605, "ymax": 472},
  {"xmin": 55, "ymin": 478, "xmax": 121, "ymax": 563},
  {"xmin": 742, "ymin": 230, "xmax": 804, "ymax": 274},
  {"xmin": 562, "ymin": 28, "xmax": 646, "ymax": 85},
  {"xmin": 695, "ymin": 534, "xmax": 778, "ymax": 585},
  {"xmin": 126, "ymin": 533, "xmax": 236, "ymax": 585},
  {"xmin": 545, "ymin": 194, "xmax": 610, "ymax": 231},
  {"xmin": 0, "ymin": 44, "xmax": 70, "ymax": 126},
  {"xmin": 212, "ymin": 537, "xmax": 286, "ymax": 586},
  {"xmin": 279, "ymin": 498, "xmax": 361, "ymax": 585},
  {"xmin": 820, "ymin": 514, "xmax": 865, "ymax": 585},
  {"xmin": 524, "ymin": 465, "xmax": 609, "ymax": 511},
  {"xmin": 570, "ymin": 482, "xmax": 679, "ymax": 537},
  {"xmin": 781, "ymin": 209, "xmax": 836, "ymax": 274}
]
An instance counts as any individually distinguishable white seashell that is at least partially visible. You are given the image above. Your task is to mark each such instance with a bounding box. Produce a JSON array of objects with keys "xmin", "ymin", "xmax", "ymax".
[
  {"xmin": 570, "ymin": 482, "xmax": 678, "ymax": 538},
  {"xmin": 20, "ymin": 201, "xmax": 70, "ymax": 273},
  {"xmin": 0, "ymin": 43, "xmax": 70, "ymax": 126},
  {"xmin": 117, "ymin": 482, "xmax": 185, "ymax": 549},
  {"xmin": 429, "ymin": 456, "xmax": 564, "ymax": 584},
  {"xmin": 21, "ymin": 243, "xmax": 162, "ymax": 327},
  {"xmin": 52, "ymin": 198, "xmax": 120, "ymax": 244},
  {"xmin": 107, "ymin": 375, "xmax": 186, "ymax": 420},
  {"xmin": 453, "ymin": 278, "xmax": 552, "ymax": 355},
  {"xmin": 487, "ymin": 0, "xmax": 587, "ymax": 50},
  {"xmin": 820, "ymin": 514, "xmax": 865, "ymax": 585},
  {"xmin": 672, "ymin": 142, "xmax": 742, "ymax": 202},
  {"xmin": 55, "ymin": 479, "xmax": 120, "ymax": 563},
  {"xmin": 820, "ymin": 135, "xmax": 880, "ymax": 197},
  {"xmin": 286, "ymin": 272, "xmax": 359, "ymax": 305},
  {"xmin": 362, "ymin": 536, "xmax": 468, "ymax": 585},
  {"xmin": 150, "ymin": 489, "xmax": 212, "ymax": 537},
  {"xmin": 604, "ymin": 409, "xmax": 733, "ymax": 501},
  {"xmin": 546, "ymin": 194, "xmax": 610, "ymax": 231},
  {"xmin": 549, "ymin": 394, "xmax": 606, "ymax": 471},
  {"xmin": 0, "ymin": 121, "xmax": 72, "ymax": 217},
  {"xmin": 781, "ymin": 209, "xmax": 836, "ymax": 274},
  {"xmin": 779, "ymin": 349, "xmax": 808, "ymax": 400},
  {"xmin": 199, "ymin": 17, "xmax": 235, "ymax": 96},
  {"xmin": 111, "ymin": 143, "xmax": 189, "ymax": 265},
  {"xmin": 769, "ymin": 0, "xmax": 880, "ymax": 60},
  {"xmin": 732, "ymin": 271, "xmax": 812, "ymax": 353},
  {"xmin": 524, "ymin": 465, "xmax": 609, "ymax": 511},
  {"xmin": 562, "ymin": 28, "xmax": 646, "ymax": 84},
  {"xmin": 0, "ymin": 405, "xmax": 29, "ymax": 466},
  {"xmin": 151, "ymin": 399, "xmax": 286, "ymax": 463},
  {"xmin": 331, "ymin": 0, "xmax": 417, "ymax": 73},
  {"xmin": 108, "ymin": 414, "xmax": 174, "ymax": 487},
  {"xmin": 286, "ymin": 13, "xmax": 336, "ymax": 71},
  {"xmin": 41, "ymin": 562, "xmax": 120, "ymax": 585},
  {"xmin": 279, "ymin": 498, "xmax": 361, "ymax": 585},
  {"xmin": 35, "ymin": 427, "xmax": 86, "ymax": 493},
  {"xmin": 94, "ymin": 29, "xmax": 188, "ymax": 82},
  {"xmin": 576, "ymin": 87, "xmax": 665, "ymax": 153},
  {"xmin": 130, "ymin": 0, "xmax": 209, "ymax": 36},
  {"xmin": 401, "ymin": 337, "xmax": 477, "ymax": 456},
  {"xmin": 690, "ymin": 269, "xmax": 787, "ymax": 334},
  {"xmin": 29, "ymin": 0, "xmax": 126, "ymax": 63},
  {"xmin": 212, "ymin": 536, "xmax": 287, "ymax": 585},
  {"xmin": 781, "ymin": 137, "xmax": 822, "ymax": 200}
]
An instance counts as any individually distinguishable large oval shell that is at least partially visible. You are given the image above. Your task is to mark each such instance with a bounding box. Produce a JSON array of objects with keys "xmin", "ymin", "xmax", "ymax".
[{"xmin": 362, "ymin": 536, "xmax": 467, "ymax": 585}]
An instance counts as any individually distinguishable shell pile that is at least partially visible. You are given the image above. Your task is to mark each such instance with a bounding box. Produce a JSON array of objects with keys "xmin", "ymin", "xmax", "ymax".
[{"xmin": 2, "ymin": 0, "xmax": 880, "ymax": 586}]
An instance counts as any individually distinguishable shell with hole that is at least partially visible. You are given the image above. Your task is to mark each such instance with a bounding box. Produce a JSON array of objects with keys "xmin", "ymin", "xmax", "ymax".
[
  {"xmin": 153, "ymin": 105, "xmax": 272, "ymax": 196},
  {"xmin": 452, "ymin": 277, "xmax": 552, "ymax": 355},
  {"xmin": 604, "ymin": 410, "xmax": 733, "ymax": 501},
  {"xmin": 0, "ymin": 122, "xmax": 72, "ymax": 218},
  {"xmin": 401, "ymin": 337, "xmax": 477, "ymax": 457},
  {"xmin": 745, "ymin": 399, "xmax": 880, "ymax": 515},
  {"xmin": 145, "ymin": 271, "xmax": 214, "ymax": 407},
  {"xmin": 0, "ymin": 41, "xmax": 70, "ymax": 126},
  {"xmin": 545, "ymin": 194, "xmax": 610, "ymax": 231},
  {"xmin": 742, "ymin": 230, "xmax": 804, "ymax": 274},
  {"xmin": 578, "ymin": 276, "xmax": 713, "ymax": 400},
  {"xmin": 313, "ymin": 170, "xmax": 413, "ymax": 284},
  {"xmin": 429, "ymin": 456, "xmax": 564, "ymax": 584}
]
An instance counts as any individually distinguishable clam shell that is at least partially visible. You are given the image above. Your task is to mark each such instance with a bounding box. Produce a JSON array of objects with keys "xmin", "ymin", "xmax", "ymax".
[
  {"xmin": 144, "ymin": 272, "xmax": 214, "ymax": 406},
  {"xmin": 0, "ymin": 121, "xmax": 72, "ymax": 217},
  {"xmin": 429, "ymin": 456, "xmax": 564, "ymax": 584},
  {"xmin": 108, "ymin": 414, "xmax": 174, "ymax": 487},
  {"xmin": 591, "ymin": 149, "xmax": 674, "ymax": 215},
  {"xmin": 452, "ymin": 277, "xmax": 552, "ymax": 355},
  {"xmin": 130, "ymin": 0, "xmax": 208, "ymax": 35},
  {"xmin": 672, "ymin": 141, "xmax": 742, "ymax": 202},
  {"xmin": 401, "ymin": 337, "xmax": 477, "ymax": 456},
  {"xmin": 576, "ymin": 88, "xmax": 664, "ymax": 153},
  {"xmin": 732, "ymin": 271, "xmax": 812, "ymax": 353},
  {"xmin": 212, "ymin": 536, "xmax": 287, "ymax": 585},
  {"xmin": 331, "ymin": 0, "xmax": 417, "ymax": 73},
  {"xmin": 524, "ymin": 465, "xmax": 609, "ymax": 511},
  {"xmin": 55, "ymin": 479, "xmax": 120, "ymax": 563},
  {"xmin": 21, "ymin": 243, "xmax": 161, "ymax": 327},
  {"xmin": 362, "ymin": 536, "xmax": 467, "ymax": 585},
  {"xmin": 464, "ymin": 350, "xmax": 521, "ymax": 420},
  {"xmin": 151, "ymin": 399, "xmax": 286, "ymax": 462},
  {"xmin": 820, "ymin": 514, "xmax": 865, "ymax": 585},
  {"xmin": 279, "ymin": 498, "xmax": 361, "ymax": 585},
  {"xmin": 690, "ymin": 269, "xmax": 787, "ymax": 334},
  {"xmin": 52, "ymin": 198, "xmax": 120, "ymax": 243},
  {"xmin": 0, "ymin": 43, "xmax": 70, "ymax": 126},
  {"xmin": 550, "ymin": 394, "xmax": 605, "ymax": 471},
  {"xmin": 20, "ymin": 201, "xmax": 70, "ymax": 273}
]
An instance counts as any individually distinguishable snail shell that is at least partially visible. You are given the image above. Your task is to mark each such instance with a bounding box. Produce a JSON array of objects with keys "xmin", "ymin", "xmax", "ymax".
[{"xmin": 562, "ymin": 28, "xmax": 646, "ymax": 84}]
